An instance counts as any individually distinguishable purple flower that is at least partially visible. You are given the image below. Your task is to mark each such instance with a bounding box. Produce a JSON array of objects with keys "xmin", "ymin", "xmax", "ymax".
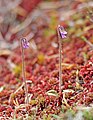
[
  {"xmin": 21, "ymin": 38, "xmax": 29, "ymax": 49},
  {"xmin": 58, "ymin": 25, "xmax": 67, "ymax": 39}
]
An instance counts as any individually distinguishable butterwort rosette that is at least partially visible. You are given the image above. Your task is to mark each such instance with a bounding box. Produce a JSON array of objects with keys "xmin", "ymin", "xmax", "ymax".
[
  {"xmin": 58, "ymin": 25, "xmax": 67, "ymax": 39},
  {"xmin": 21, "ymin": 38, "xmax": 29, "ymax": 49}
]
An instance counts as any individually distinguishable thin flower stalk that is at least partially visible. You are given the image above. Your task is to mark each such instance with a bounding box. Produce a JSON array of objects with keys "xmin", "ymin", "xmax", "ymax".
[
  {"xmin": 21, "ymin": 38, "xmax": 29, "ymax": 104},
  {"xmin": 57, "ymin": 25, "xmax": 67, "ymax": 93}
]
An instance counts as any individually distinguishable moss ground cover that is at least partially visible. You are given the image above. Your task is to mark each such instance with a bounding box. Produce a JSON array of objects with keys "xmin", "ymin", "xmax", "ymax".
[{"xmin": 0, "ymin": 0, "xmax": 93, "ymax": 119}]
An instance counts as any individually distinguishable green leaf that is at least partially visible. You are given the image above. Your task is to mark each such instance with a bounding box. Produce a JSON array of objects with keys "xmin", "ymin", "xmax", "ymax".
[
  {"xmin": 13, "ymin": 65, "xmax": 22, "ymax": 76},
  {"xmin": 83, "ymin": 110, "xmax": 93, "ymax": 120},
  {"xmin": 51, "ymin": 114, "xmax": 61, "ymax": 119},
  {"xmin": 44, "ymin": 29, "xmax": 56, "ymax": 37}
]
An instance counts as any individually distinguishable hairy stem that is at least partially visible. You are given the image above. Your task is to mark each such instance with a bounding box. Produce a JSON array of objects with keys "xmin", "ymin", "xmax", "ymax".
[
  {"xmin": 57, "ymin": 28, "xmax": 63, "ymax": 94},
  {"xmin": 21, "ymin": 40, "xmax": 29, "ymax": 104}
]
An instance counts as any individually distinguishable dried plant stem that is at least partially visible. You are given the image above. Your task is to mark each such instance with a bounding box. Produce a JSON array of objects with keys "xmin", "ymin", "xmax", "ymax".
[
  {"xmin": 57, "ymin": 28, "xmax": 63, "ymax": 94},
  {"xmin": 21, "ymin": 41, "xmax": 29, "ymax": 104},
  {"xmin": 81, "ymin": 36, "xmax": 93, "ymax": 49}
]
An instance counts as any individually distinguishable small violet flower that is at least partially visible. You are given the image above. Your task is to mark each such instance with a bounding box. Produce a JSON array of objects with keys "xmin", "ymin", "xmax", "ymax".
[
  {"xmin": 21, "ymin": 38, "xmax": 29, "ymax": 49},
  {"xmin": 58, "ymin": 25, "xmax": 67, "ymax": 39}
]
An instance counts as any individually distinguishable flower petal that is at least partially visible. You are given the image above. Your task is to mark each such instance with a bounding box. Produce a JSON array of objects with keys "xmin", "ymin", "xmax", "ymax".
[
  {"xmin": 58, "ymin": 25, "xmax": 67, "ymax": 39},
  {"xmin": 21, "ymin": 38, "xmax": 29, "ymax": 49}
]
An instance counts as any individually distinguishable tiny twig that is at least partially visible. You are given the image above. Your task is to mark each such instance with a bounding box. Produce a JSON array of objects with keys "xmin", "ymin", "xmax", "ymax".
[
  {"xmin": 0, "ymin": 0, "xmax": 22, "ymax": 13},
  {"xmin": 11, "ymin": 9, "xmax": 41, "ymax": 34},
  {"xmin": 81, "ymin": 36, "xmax": 93, "ymax": 49}
]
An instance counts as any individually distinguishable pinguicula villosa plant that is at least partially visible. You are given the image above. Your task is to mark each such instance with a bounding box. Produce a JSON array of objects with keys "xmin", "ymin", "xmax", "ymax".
[
  {"xmin": 21, "ymin": 38, "xmax": 29, "ymax": 104},
  {"xmin": 57, "ymin": 25, "xmax": 67, "ymax": 93}
]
